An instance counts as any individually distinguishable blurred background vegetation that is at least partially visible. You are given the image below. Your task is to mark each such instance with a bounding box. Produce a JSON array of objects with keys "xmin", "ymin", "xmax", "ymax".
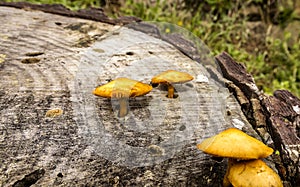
[{"xmin": 4, "ymin": 0, "xmax": 300, "ymax": 97}]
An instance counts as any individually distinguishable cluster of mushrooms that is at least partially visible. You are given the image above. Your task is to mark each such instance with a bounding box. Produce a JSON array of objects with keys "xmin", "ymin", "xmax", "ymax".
[
  {"xmin": 93, "ymin": 70, "xmax": 194, "ymax": 117},
  {"xmin": 197, "ymin": 128, "xmax": 283, "ymax": 187},
  {"xmin": 93, "ymin": 70, "xmax": 283, "ymax": 186}
]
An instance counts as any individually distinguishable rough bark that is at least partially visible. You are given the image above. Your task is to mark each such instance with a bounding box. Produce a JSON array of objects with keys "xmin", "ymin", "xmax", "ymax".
[
  {"xmin": 0, "ymin": 3, "xmax": 299, "ymax": 187},
  {"xmin": 216, "ymin": 52, "xmax": 300, "ymax": 186}
]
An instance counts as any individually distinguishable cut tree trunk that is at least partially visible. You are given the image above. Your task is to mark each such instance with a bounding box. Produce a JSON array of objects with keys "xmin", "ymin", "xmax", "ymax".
[{"xmin": 0, "ymin": 3, "xmax": 299, "ymax": 187}]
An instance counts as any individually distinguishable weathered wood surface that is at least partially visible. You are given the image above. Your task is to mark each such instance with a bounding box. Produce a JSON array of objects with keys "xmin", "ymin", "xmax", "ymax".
[
  {"xmin": 216, "ymin": 52, "xmax": 300, "ymax": 186},
  {"xmin": 0, "ymin": 3, "xmax": 298, "ymax": 187}
]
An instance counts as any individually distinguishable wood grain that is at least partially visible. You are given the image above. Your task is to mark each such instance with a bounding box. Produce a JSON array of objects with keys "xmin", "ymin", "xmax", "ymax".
[{"xmin": 0, "ymin": 5, "xmax": 294, "ymax": 187}]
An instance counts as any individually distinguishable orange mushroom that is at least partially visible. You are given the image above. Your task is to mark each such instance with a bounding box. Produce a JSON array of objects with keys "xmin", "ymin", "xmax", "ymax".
[
  {"xmin": 151, "ymin": 70, "xmax": 193, "ymax": 98},
  {"xmin": 197, "ymin": 128, "xmax": 273, "ymax": 160},
  {"xmin": 226, "ymin": 159, "xmax": 283, "ymax": 187},
  {"xmin": 93, "ymin": 77, "xmax": 152, "ymax": 117},
  {"xmin": 196, "ymin": 128, "xmax": 282, "ymax": 186}
]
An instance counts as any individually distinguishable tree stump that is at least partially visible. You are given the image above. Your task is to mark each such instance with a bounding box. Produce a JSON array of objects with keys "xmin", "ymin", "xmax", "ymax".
[{"xmin": 0, "ymin": 3, "xmax": 299, "ymax": 187}]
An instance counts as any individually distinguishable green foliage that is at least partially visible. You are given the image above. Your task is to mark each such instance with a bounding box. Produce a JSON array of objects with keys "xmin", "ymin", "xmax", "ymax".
[
  {"xmin": 4, "ymin": 0, "xmax": 300, "ymax": 96},
  {"xmin": 5, "ymin": 0, "xmax": 103, "ymax": 10},
  {"xmin": 118, "ymin": 0, "xmax": 300, "ymax": 97},
  {"xmin": 262, "ymin": 32, "xmax": 300, "ymax": 95},
  {"xmin": 120, "ymin": 0, "xmax": 185, "ymax": 23}
]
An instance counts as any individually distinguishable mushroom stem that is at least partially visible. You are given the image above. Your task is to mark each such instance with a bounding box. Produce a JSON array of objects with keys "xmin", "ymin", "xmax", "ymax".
[
  {"xmin": 167, "ymin": 83, "xmax": 175, "ymax": 98},
  {"xmin": 118, "ymin": 98, "xmax": 129, "ymax": 117}
]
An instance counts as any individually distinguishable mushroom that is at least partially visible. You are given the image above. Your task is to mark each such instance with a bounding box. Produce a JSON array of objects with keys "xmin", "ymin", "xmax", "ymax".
[
  {"xmin": 151, "ymin": 70, "xmax": 193, "ymax": 98},
  {"xmin": 197, "ymin": 128, "xmax": 273, "ymax": 159},
  {"xmin": 196, "ymin": 128, "xmax": 281, "ymax": 186},
  {"xmin": 93, "ymin": 77, "xmax": 152, "ymax": 117},
  {"xmin": 226, "ymin": 159, "xmax": 283, "ymax": 187}
]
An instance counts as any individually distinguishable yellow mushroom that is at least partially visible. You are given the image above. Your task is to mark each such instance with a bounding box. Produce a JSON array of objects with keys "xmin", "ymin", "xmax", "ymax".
[
  {"xmin": 225, "ymin": 159, "xmax": 283, "ymax": 187},
  {"xmin": 93, "ymin": 77, "xmax": 152, "ymax": 117},
  {"xmin": 196, "ymin": 128, "xmax": 280, "ymax": 186},
  {"xmin": 151, "ymin": 70, "xmax": 193, "ymax": 98},
  {"xmin": 197, "ymin": 128, "xmax": 273, "ymax": 160}
]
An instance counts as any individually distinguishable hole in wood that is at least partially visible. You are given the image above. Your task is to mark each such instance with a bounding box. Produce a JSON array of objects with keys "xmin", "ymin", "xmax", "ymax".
[
  {"xmin": 126, "ymin": 51, "xmax": 134, "ymax": 55},
  {"xmin": 21, "ymin": 58, "xmax": 41, "ymax": 64},
  {"xmin": 57, "ymin": 173, "xmax": 63, "ymax": 178},
  {"xmin": 179, "ymin": 125, "xmax": 186, "ymax": 131}
]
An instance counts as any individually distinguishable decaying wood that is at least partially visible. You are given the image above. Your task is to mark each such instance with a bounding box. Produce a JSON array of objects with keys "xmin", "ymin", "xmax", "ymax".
[
  {"xmin": 216, "ymin": 52, "xmax": 300, "ymax": 186},
  {"xmin": 0, "ymin": 3, "xmax": 299, "ymax": 187},
  {"xmin": 0, "ymin": 1, "xmax": 140, "ymax": 25}
]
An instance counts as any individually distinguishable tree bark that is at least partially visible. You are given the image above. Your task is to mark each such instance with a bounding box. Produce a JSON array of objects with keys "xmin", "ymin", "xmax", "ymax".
[
  {"xmin": 216, "ymin": 52, "xmax": 300, "ymax": 186},
  {"xmin": 0, "ymin": 3, "xmax": 299, "ymax": 187}
]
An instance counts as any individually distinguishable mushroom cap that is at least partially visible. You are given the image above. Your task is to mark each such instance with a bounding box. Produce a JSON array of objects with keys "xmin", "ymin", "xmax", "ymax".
[
  {"xmin": 197, "ymin": 128, "xmax": 273, "ymax": 159},
  {"xmin": 151, "ymin": 70, "xmax": 193, "ymax": 84},
  {"xmin": 93, "ymin": 77, "xmax": 152, "ymax": 98},
  {"xmin": 227, "ymin": 159, "xmax": 283, "ymax": 187}
]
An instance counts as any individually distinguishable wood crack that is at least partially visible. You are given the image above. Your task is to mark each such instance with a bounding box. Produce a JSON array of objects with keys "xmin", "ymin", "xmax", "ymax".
[
  {"xmin": 12, "ymin": 169, "xmax": 45, "ymax": 187},
  {"xmin": 216, "ymin": 52, "xmax": 300, "ymax": 186}
]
